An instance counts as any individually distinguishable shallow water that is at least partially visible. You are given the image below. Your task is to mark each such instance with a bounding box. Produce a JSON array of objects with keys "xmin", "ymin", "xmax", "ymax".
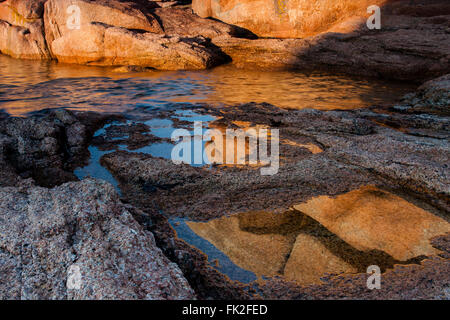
[
  {"xmin": 185, "ymin": 187, "xmax": 449, "ymax": 285},
  {"xmin": 0, "ymin": 54, "xmax": 426, "ymax": 286},
  {"xmin": 0, "ymin": 54, "xmax": 415, "ymax": 117}
]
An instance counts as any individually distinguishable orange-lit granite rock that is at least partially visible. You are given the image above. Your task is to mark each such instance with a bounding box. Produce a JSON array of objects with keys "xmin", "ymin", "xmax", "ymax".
[
  {"xmin": 43, "ymin": 0, "xmax": 227, "ymax": 69},
  {"xmin": 1, "ymin": 0, "xmax": 449, "ymax": 78},
  {"xmin": 0, "ymin": 0, "xmax": 229, "ymax": 69},
  {"xmin": 293, "ymin": 186, "xmax": 450, "ymax": 261},
  {"xmin": 47, "ymin": 22, "xmax": 226, "ymax": 70},
  {"xmin": 44, "ymin": 0, "xmax": 162, "ymax": 50},
  {"xmin": 210, "ymin": 1, "xmax": 450, "ymax": 80},
  {"xmin": 4, "ymin": 0, "xmax": 47, "ymax": 19},
  {"xmin": 0, "ymin": 0, "xmax": 50, "ymax": 59},
  {"xmin": 193, "ymin": 0, "xmax": 385, "ymax": 38},
  {"xmin": 153, "ymin": 6, "xmax": 256, "ymax": 39}
]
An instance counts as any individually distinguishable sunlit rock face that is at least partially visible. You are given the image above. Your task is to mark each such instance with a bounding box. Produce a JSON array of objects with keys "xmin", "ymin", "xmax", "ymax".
[
  {"xmin": 42, "ymin": 0, "xmax": 226, "ymax": 69},
  {"xmin": 294, "ymin": 186, "xmax": 450, "ymax": 261},
  {"xmin": 192, "ymin": 0, "xmax": 385, "ymax": 38},
  {"xmin": 0, "ymin": 0, "xmax": 50, "ymax": 59},
  {"xmin": 44, "ymin": 0, "xmax": 162, "ymax": 51},
  {"xmin": 0, "ymin": 0, "xmax": 229, "ymax": 69}
]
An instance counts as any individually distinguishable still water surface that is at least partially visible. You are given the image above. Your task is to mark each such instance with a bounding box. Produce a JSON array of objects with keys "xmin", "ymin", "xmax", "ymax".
[{"xmin": 0, "ymin": 54, "xmax": 414, "ymax": 117}]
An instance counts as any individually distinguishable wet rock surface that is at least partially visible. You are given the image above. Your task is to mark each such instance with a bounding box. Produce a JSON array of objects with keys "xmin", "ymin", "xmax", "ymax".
[
  {"xmin": 101, "ymin": 150, "xmax": 375, "ymax": 221},
  {"xmin": 0, "ymin": 109, "xmax": 119, "ymax": 187},
  {"xmin": 0, "ymin": 178, "xmax": 195, "ymax": 299},
  {"xmin": 96, "ymin": 75, "xmax": 449, "ymax": 299},
  {"xmin": 130, "ymin": 208, "xmax": 252, "ymax": 299},
  {"xmin": 0, "ymin": 76, "xmax": 447, "ymax": 299},
  {"xmin": 101, "ymin": 98, "xmax": 449, "ymax": 219},
  {"xmin": 397, "ymin": 74, "xmax": 450, "ymax": 116},
  {"xmin": 0, "ymin": 1, "xmax": 448, "ymax": 299}
]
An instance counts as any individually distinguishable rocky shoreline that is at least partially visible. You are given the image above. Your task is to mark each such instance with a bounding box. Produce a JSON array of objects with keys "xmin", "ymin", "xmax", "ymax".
[
  {"xmin": 0, "ymin": 0, "xmax": 449, "ymax": 300},
  {"xmin": 0, "ymin": 0, "xmax": 449, "ymax": 80},
  {"xmin": 0, "ymin": 72, "xmax": 448, "ymax": 299}
]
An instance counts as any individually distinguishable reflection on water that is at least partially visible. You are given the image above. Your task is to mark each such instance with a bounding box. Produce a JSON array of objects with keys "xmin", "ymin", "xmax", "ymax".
[
  {"xmin": 185, "ymin": 186, "xmax": 450, "ymax": 285},
  {"xmin": 0, "ymin": 54, "xmax": 414, "ymax": 117},
  {"xmin": 75, "ymin": 109, "xmax": 217, "ymax": 190},
  {"xmin": 171, "ymin": 218, "xmax": 258, "ymax": 284},
  {"xmin": 74, "ymin": 144, "xmax": 122, "ymax": 195}
]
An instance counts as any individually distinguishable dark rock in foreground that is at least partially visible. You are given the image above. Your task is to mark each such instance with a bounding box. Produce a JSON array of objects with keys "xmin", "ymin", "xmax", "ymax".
[
  {"xmin": 397, "ymin": 74, "xmax": 450, "ymax": 116},
  {"xmin": 0, "ymin": 109, "xmax": 119, "ymax": 187},
  {"xmin": 0, "ymin": 178, "xmax": 195, "ymax": 300}
]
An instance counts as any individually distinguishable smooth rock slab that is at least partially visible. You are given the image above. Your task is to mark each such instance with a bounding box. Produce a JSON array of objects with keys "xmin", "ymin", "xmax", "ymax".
[
  {"xmin": 293, "ymin": 185, "xmax": 450, "ymax": 261},
  {"xmin": 193, "ymin": 0, "xmax": 383, "ymax": 38},
  {"xmin": 43, "ymin": 0, "xmax": 226, "ymax": 69},
  {"xmin": 0, "ymin": 178, "xmax": 195, "ymax": 299}
]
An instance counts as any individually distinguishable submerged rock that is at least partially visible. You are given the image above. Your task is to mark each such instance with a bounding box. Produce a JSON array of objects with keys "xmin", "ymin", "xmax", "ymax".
[{"xmin": 0, "ymin": 178, "xmax": 195, "ymax": 299}]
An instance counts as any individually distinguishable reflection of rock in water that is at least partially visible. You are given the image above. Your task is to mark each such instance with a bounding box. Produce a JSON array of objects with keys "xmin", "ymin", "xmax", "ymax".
[
  {"xmin": 187, "ymin": 186, "xmax": 450, "ymax": 285},
  {"xmin": 294, "ymin": 185, "xmax": 450, "ymax": 261},
  {"xmin": 188, "ymin": 212, "xmax": 294, "ymax": 277},
  {"xmin": 284, "ymin": 233, "xmax": 356, "ymax": 285}
]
